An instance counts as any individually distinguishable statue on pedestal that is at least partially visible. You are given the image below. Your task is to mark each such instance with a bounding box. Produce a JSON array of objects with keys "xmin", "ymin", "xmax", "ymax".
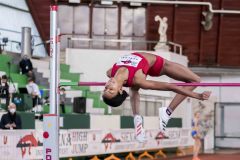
[{"xmin": 154, "ymin": 15, "xmax": 169, "ymax": 51}]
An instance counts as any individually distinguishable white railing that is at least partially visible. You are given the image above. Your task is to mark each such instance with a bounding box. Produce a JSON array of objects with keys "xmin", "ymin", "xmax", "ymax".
[
  {"xmin": 168, "ymin": 41, "xmax": 182, "ymax": 55},
  {"xmin": 67, "ymin": 37, "xmax": 183, "ymax": 55}
]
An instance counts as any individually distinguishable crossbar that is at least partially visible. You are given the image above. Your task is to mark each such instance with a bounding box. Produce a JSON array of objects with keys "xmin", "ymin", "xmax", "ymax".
[
  {"xmin": 59, "ymin": 82, "xmax": 240, "ymax": 87},
  {"xmin": 172, "ymin": 83, "xmax": 240, "ymax": 87}
]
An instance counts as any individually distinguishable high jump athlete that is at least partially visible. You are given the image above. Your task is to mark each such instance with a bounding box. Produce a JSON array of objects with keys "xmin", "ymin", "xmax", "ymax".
[{"xmin": 102, "ymin": 52, "xmax": 211, "ymax": 142}]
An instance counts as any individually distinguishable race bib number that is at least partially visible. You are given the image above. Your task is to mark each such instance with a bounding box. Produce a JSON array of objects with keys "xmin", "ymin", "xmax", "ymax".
[{"xmin": 116, "ymin": 55, "xmax": 142, "ymax": 67}]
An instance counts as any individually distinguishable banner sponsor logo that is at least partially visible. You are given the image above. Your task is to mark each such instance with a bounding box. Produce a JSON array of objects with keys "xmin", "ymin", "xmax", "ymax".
[
  {"xmin": 155, "ymin": 131, "xmax": 169, "ymax": 145},
  {"xmin": 102, "ymin": 133, "xmax": 121, "ymax": 151},
  {"xmin": 16, "ymin": 132, "xmax": 43, "ymax": 158}
]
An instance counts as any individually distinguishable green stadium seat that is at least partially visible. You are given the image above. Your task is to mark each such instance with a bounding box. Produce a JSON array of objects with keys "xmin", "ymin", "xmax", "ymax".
[
  {"xmin": 60, "ymin": 72, "xmax": 80, "ymax": 82},
  {"xmin": 60, "ymin": 64, "xmax": 70, "ymax": 73}
]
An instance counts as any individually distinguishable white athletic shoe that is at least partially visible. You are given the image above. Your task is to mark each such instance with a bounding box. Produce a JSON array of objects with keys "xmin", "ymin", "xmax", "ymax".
[
  {"xmin": 159, "ymin": 107, "xmax": 171, "ymax": 133},
  {"xmin": 134, "ymin": 115, "xmax": 147, "ymax": 143}
]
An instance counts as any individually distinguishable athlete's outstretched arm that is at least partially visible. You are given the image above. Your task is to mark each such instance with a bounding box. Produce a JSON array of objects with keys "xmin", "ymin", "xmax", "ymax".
[
  {"xmin": 129, "ymin": 87, "xmax": 140, "ymax": 115},
  {"xmin": 139, "ymin": 80, "xmax": 211, "ymax": 100}
]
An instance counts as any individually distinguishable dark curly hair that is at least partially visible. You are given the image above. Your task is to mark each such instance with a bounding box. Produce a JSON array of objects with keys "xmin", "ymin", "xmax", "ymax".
[{"xmin": 102, "ymin": 90, "xmax": 129, "ymax": 107}]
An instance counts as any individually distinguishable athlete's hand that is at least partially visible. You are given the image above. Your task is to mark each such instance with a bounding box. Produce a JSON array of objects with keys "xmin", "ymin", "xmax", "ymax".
[{"xmin": 199, "ymin": 91, "xmax": 211, "ymax": 100}]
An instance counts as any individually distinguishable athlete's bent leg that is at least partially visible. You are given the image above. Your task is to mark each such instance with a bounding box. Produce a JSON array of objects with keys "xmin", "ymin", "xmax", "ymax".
[
  {"xmin": 162, "ymin": 60, "xmax": 201, "ymax": 111},
  {"xmin": 159, "ymin": 60, "xmax": 201, "ymax": 132}
]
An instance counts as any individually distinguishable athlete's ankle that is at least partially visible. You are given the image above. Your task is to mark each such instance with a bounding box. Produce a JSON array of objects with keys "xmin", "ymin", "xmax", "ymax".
[
  {"xmin": 161, "ymin": 107, "xmax": 171, "ymax": 119},
  {"xmin": 166, "ymin": 107, "xmax": 173, "ymax": 116}
]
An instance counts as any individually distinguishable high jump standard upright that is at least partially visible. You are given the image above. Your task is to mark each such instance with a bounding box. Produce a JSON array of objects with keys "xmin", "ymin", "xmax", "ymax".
[{"xmin": 43, "ymin": 5, "xmax": 60, "ymax": 160}]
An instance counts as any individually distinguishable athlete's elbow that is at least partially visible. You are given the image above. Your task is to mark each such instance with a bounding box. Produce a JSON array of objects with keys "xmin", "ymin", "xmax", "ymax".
[{"xmin": 106, "ymin": 72, "xmax": 111, "ymax": 78}]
